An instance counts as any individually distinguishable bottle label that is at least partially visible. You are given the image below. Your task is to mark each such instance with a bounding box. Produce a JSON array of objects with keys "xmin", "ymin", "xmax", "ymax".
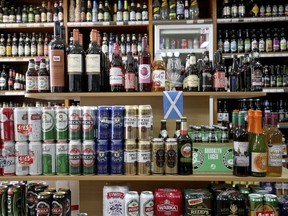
[
  {"xmin": 238, "ymin": 40, "xmax": 243, "ymax": 52},
  {"xmin": 86, "ymin": 54, "xmax": 100, "ymax": 74},
  {"xmin": 123, "ymin": 11, "xmax": 129, "ymax": 21},
  {"xmin": 231, "ymin": 6, "xmax": 238, "ymax": 16},
  {"xmin": 223, "ymin": 6, "xmax": 231, "ymax": 16},
  {"xmin": 222, "ymin": 113, "xmax": 229, "ymax": 122},
  {"xmin": 25, "ymin": 45, "xmax": 30, "ymax": 55},
  {"xmin": 102, "ymin": 44, "xmax": 108, "ymax": 54},
  {"xmin": 130, "ymin": 11, "xmax": 136, "ymax": 20},
  {"xmin": 98, "ymin": 13, "xmax": 104, "ymax": 21},
  {"xmin": 117, "ymin": 11, "xmax": 123, "ymax": 21},
  {"xmin": 259, "ymin": 40, "xmax": 265, "ymax": 51},
  {"xmin": 124, "ymin": 116, "xmax": 137, "ymax": 128},
  {"xmin": 251, "ymin": 152, "xmax": 267, "ymax": 173},
  {"xmin": 217, "ymin": 113, "xmax": 223, "ymax": 122},
  {"xmin": 142, "ymin": 11, "xmax": 148, "ymax": 20},
  {"xmin": 281, "ymin": 39, "xmax": 287, "ymax": 51},
  {"xmin": 31, "ymin": 45, "xmax": 37, "ymax": 56},
  {"xmin": 137, "ymin": 151, "xmax": 150, "ymax": 163},
  {"xmin": 26, "ymin": 76, "xmax": 38, "ymax": 91},
  {"xmin": 160, "ymin": 130, "xmax": 168, "ymax": 138},
  {"xmin": 152, "ymin": 69, "xmax": 165, "ymax": 87},
  {"xmin": 38, "ymin": 76, "xmax": 49, "ymax": 91},
  {"xmin": 202, "ymin": 72, "xmax": 212, "ymax": 88},
  {"xmin": 238, "ymin": 6, "xmax": 245, "ymax": 16},
  {"xmin": 231, "ymin": 40, "xmax": 237, "ymax": 52},
  {"xmin": 67, "ymin": 54, "xmax": 83, "ymax": 74},
  {"xmin": 176, "ymin": 3, "xmax": 184, "ymax": 15},
  {"xmin": 186, "ymin": 74, "xmax": 199, "ymax": 88},
  {"xmin": 12, "ymin": 46, "xmax": 18, "ymax": 56},
  {"xmin": 266, "ymin": 39, "xmax": 272, "ymax": 51},
  {"xmin": 125, "ymin": 73, "xmax": 136, "ymax": 90},
  {"xmin": 14, "ymin": 82, "xmax": 21, "ymax": 90},
  {"xmin": 244, "ymin": 41, "xmax": 251, "ymax": 52},
  {"xmin": 139, "ymin": 64, "xmax": 151, "ymax": 84},
  {"xmin": 252, "ymin": 70, "xmax": 263, "ymax": 87},
  {"xmin": 50, "ymin": 49, "xmax": 65, "ymax": 88},
  {"xmin": 233, "ymin": 141, "xmax": 249, "ymax": 167},
  {"xmin": 18, "ymin": 46, "xmax": 24, "ymax": 56},
  {"xmin": 224, "ymin": 41, "xmax": 230, "ymax": 52},
  {"xmin": 136, "ymin": 12, "xmax": 142, "ymax": 21},
  {"xmin": 0, "ymin": 46, "xmax": 5, "ymax": 56},
  {"xmin": 110, "ymin": 66, "xmax": 124, "ymax": 86},
  {"xmin": 37, "ymin": 45, "xmax": 44, "ymax": 56},
  {"xmin": 273, "ymin": 38, "xmax": 280, "ymax": 51},
  {"xmin": 213, "ymin": 71, "xmax": 225, "ymax": 88},
  {"xmin": 124, "ymin": 152, "xmax": 137, "ymax": 163},
  {"xmin": 268, "ymin": 144, "xmax": 282, "ymax": 167},
  {"xmin": 180, "ymin": 143, "xmax": 191, "ymax": 158},
  {"xmin": 0, "ymin": 77, "xmax": 6, "ymax": 87}
]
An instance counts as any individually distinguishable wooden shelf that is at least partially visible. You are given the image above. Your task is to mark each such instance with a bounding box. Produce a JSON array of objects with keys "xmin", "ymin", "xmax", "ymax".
[
  {"xmin": 0, "ymin": 90, "xmax": 25, "ymax": 96},
  {"xmin": 0, "ymin": 56, "xmax": 48, "ymax": 62},
  {"xmin": 217, "ymin": 16, "xmax": 288, "ymax": 24},
  {"xmin": 223, "ymin": 52, "xmax": 288, "ymax": 58},
  {"xmin": 153, "ymin": 19, "xmax": 213, "ymax": 25},
  {"xmin": 263, "ymin": 87, "xmax": 288, "ymax": 93},
  {"xmin": 0, "ymin": 23, "xmax": 54, "ymax": 29},
  {"xmin": 67, "ymin": 21, "xmax": 149, "ymax": 28}
]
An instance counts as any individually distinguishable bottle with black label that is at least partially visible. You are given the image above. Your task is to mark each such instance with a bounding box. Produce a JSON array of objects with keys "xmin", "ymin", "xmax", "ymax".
[
  {"xmin": 184, "ymin": 53, "xmax": 199, "ymax": 92},
  {"xmin": 159, "ymin": 119, "xmax": 169, "ymax": 141},
  {"xmin": 201, "ymin": 51, "xmax": 212, "ymax": 92}
]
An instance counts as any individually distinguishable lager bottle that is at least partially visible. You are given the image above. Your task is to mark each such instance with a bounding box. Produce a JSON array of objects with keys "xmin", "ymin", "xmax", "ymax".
[
  {"xmin": 177, "ymin": 117, "xmax": 192, "ymax": 175},
  {"xmin": 158, "ymin": 119, "xmax": 169, "ymax": 141}
]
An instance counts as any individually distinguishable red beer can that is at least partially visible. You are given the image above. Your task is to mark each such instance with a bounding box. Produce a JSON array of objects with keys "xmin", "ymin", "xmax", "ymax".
[
  {"xmin": 1, "ymin": 108, "xmax": 15, "ymax": 141},
  {"xmin": 154, "ymin": 188, "xmax": 182, "ymax": 216}
]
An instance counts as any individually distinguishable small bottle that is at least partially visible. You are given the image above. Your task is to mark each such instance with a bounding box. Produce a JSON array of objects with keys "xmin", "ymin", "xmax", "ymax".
[
  {"xmin": 173, "ymin": 119, "xmax": 181, "ymax": 138},
  {"xmin": 38, "ymin": 58, "xmax": 50, "ymax": 92},
  {"xmin": 151, "ymin": 50, "xmax": 166, "ymax": 92},
  {"xmin": 159, "ymin": 119, "xmax": 169, "ymax": 141},
  {"xmin": 25, "ymin": 59, "xmax": 38, "ymax": 93}
]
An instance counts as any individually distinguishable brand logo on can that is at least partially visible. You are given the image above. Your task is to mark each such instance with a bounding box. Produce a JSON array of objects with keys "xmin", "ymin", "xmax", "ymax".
[
  {"xmin": 42, "ymin": 112, "xmax": 55, "ymax": 132},
  {"xmin": 52, "ymin": 201, "xmax": 63, "ymax": 215},
  {"xmin": 144, "ymin": 200, "xmax": 154, "ymax": 215},
  {"xmin": 107, "ymin": 192, "xmax": 125, "ymax": 199},
  {"xmin": 69, "ymin": 113, "xmax": 81, "ymax": 132},
  {"xmin": 69, "ymin": 147, "xmax": 81, "ymax": 167},
  {"xmin": 31, "ymin": 114, "xmax": 41, "ymax": 120},
  {"xmin": 56, "ymin": 111, "xmax": 68, "ymax": 131},
  {"xmin": 83, "ymin": 147, "xmax": 95, "ymax": 167},
  {"xmin": 36, "ymin": 201, "xmax": 50, "ymax": 214},
  {"xmin": 82, "ymin": 113, "xmax": 94, "ymax": 132},
  {"xmin": 17, "ymin": 124, "xmax": 32, "ymax": 135},
  {"xmin": 127, "ymin": 200, "xmax": 139, "ymax": 214},
  {"xmin": 157, "ymin": 200, "xmax": 178, "ymax": 212}
]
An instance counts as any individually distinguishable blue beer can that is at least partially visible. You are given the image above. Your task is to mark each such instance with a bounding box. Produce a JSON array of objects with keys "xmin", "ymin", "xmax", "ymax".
[
  {"xmin": 94, "ymin": 107, "xmax": 98, "ymax": 140},
  {"xmin": 110, "ymin": 140, "xmax": 124, "ymax": 175},
  {"xmin": 96, "ymin": 140, "xmax": 110, "ymax": 174},
  {"xmin": 97, "ymin": 106, "xmax": 112, "ymax": 140},
  {"xmin": 111, "ymin": 106, "xmax": 125, "ymax": 140}
]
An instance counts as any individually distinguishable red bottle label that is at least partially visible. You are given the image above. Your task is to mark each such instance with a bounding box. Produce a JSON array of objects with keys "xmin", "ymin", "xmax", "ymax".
[
  {"xmin": 213, "ymin": 71, "xmax": 225, "ymax": 88},
  {"xmin": 125, "ymin": 73, "xmax": 135, "ymax": 90}
]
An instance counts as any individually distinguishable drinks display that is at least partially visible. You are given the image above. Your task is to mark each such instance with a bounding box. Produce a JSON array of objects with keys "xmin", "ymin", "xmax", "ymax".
[{"xmin": 0, "ymin": 64, "xmax": 26, "ymax": 91}]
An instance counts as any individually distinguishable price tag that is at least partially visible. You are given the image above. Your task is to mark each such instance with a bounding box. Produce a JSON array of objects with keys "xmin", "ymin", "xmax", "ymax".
[
  {"xmin": 238, "ymin": 18, "xmax": 244, "ymax": 22},
  {"xmin": 135, "ymin": 21, "xmax": 141, "ymax": 25},
  {"xmin": 0, "ymin": 24, "xmax": 5, "ymax": 28},
  {"xmin": 6, "ymin": 91, "xmax": 25, "ymax": 96},
  {"xmin": 186, "ymin": 20, "xmax": 195, "ymax": 24},
  {"xmin": 280, "ymin": 17, "xmax": 286, "ymax": 21},
  {"xmin": 231, "ymin": 18, "xmax": 238, "ymax": 22},
  {"xmin": 244, "ymin": 18, "xmax": 251, "ymax": 22},
  {"xmin": 116, "ymin": 22, "xmax": 124, "ymax": 25},
  {"xmin": 102, "ymin": 22, "xmax": 110, "ymax": 25},
  {"xmin": 128, "ymin": 21, "xmax": 135, "ymax": 25},
  {"xmin": 197, "ymin": 19, "xmax": 204, "ymax": 24},
  {"xmin": 142, "ymin": 21, "xmax": 149, "ymax": 25}
]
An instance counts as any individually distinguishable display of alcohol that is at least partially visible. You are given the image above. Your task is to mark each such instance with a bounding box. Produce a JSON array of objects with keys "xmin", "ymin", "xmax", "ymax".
[
  {"xmin": 184, "ymin": 53, "xmax": 199, "ymax": 92},
  {"xmin": 138, "ymin": 34, "xmax": 151, "ymax": 92},
  {"xmin": 151, "ymin": 50, "xmax": 165, "ymax": 92}
]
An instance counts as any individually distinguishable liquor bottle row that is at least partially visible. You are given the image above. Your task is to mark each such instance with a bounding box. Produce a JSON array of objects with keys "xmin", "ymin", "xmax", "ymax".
[
  {"xmin": 0, "ymin": 182, "xmax": 71, "ymax": 216},
  {"xmin": 160, "ymin": 34, "xmax": 205, "ymax": 50},
  {"xmin": 103, "ymin": 184, "xmax": 288, "ymax": 216},
  {"xmin": 0, "ymin": 32, "xmax": 52, "ymax": 57},
  {"xmin": 69, "ymin": 0, "xmax": 148, "ymax": 22},
  {"xmin": 218, "ymin": 28, "xmax": 287, "ymax": 53},
  {"xmin": 0, "ymin": 0, "xmax": 63, "ymax": 23},
  {"xmin": 152, "ymin": 0, "xmax": 200, "ymax": 20},
  {"xmin": 0, "ymin": 65, "xmax": 26, "ymax": 90},
  {"xmin": 220, "ymin": 0, "xmax": 288, "ymax": 18}
]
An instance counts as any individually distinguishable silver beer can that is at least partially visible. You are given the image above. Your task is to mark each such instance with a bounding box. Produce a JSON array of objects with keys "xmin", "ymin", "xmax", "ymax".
[
  {"xmin": 29, "ymin": 141, "xmax": 42, "ymax": 175},
  {"xmin": 14, "ymin": 107, "xmax": 29, "ymax": 142},
  {"xmin": 2, "ymin": 141, "xmax": 15, "ymax": 176},
  {"xmin": 125, "ymin": 191, "xmax": 140, "ymax": 216},
  {"xmin": 28, "ymin": 107, "xmax": 42, "ymax": 141},
  {"xmin": 140, "ymin": 191, "xmax": 154, "ymax": 216},
  {"xmin": 15, "ymin": 141, "xmax": 29, "ymax": 175}
]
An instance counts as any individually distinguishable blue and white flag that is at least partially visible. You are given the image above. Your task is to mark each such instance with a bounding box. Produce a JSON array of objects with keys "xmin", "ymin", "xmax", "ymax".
[{"xmin": 163, "ymin": 91, "xmax": 183, "ymax": 119}]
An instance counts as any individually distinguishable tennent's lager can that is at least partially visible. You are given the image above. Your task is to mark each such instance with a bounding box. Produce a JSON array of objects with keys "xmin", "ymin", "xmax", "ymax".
[
  {"xmin": 15, "ymin": 141, "xmax": 29, "ymax": 176},
  {"xmin": 82, "ymin": 140, "xmax": 96, "ymax": 175},
  {"xmin": 56, "ymin": 141, "xmax": 69, "ymax": 175},
  {"xmin": 68, "ymin": 106, "xmax": 82, "ymax": 140},
  {"xmin": 55, "ymin": 106, "xmax": 68, "ymax": 141},
  {"xmin": 68, "ymin": 140, "xmax": 82, "ymax": 175},
  {"xmin": 82, "ymin": 106, "xmax": 96, "ymax": 140},
  {"xmin": 29, "ymin": 141, "xmax": 42, "ymax": 175},
  {"xmin": 42, "ymin": 141, "xmax": 56, "ymax": 175},
  {"xmin": 42, "ymin": 107, "xmax": 56, "ymax": 141}
]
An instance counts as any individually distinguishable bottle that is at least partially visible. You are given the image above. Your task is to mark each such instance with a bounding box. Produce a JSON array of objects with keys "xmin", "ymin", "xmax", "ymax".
[
  {"xmin": 231, "ymin": 0, "xmax": 238, "ymax": 18},
  {"xmin": 5, "ymin": 34, "xmax": 11, "ymax": 57},
  {"xmin": 244, "ymin": 29, "xmax": 251, "ymax": 53},
  {"xmin": 151, "ymin": 50, "xmax": 166, "ymax": 92},
  {"xmin": 18, "ymin": 33, "xmax": 24, "ymax": 56},
  {"xmin": 25, "ymin": 59, "xmax": 38, "ymax": 93},
  {"xmin": 276, "ymin": 65, "xmax": 283, "ymax": 88},
  {"xmin": 38, "ymin": 58, "xmax": 50, "ymax": 92},
  {"xmin": 11, "ymin": 33, "xmax": 18, "ymax": 57},
  {"xmin": 280, "ymin": 28, "xmax": 287, "ymax": 51},
  {"xmin": 131, "ymin": 34, "xmax": 137, "ymax": 55},
  {"xmin": 213, "ymin": 50, "xmax": 225, "ymax": 92},
  {"xmin": 160, "ymin": 0, "xmax": 169, "ymax": 20},
  {"xmin": 218, "ymin": 30, "xmax": 224, "ymax": 52},
  {"xmin": 0, "ymin": 64, "xmax": 7, "ymax": 90},
  {"xmin": 80, "ymin": 0, "xmax": 86, "ymax": 22},
  {"xmin": 123, "ymin": 0, "xmax": 129, "ymax": 21},
  {"xmin": 266, "ymin": 28, "xmax": 273, "ymax": 52},
  {"xmin": 237, "ymin": 29, "xmax": 244, "ymax": 53},
  {"xmin": 262, "ymin": 65, "xmax": 270, "ymax": 88},
  {"xmin": 237, "ymin": 56, "xmax": 243, "ymax": 91},
  {"xmin": 47, "ymin": 1, "xmax": 53, "ymax": 22},
  {"xmin": 138, "ymin": 34, "xmax": 151, "ymax": 92},
  {"xmin": 116, "ymin": 0, "xmax": 123, "ymax": 21},
  {"xmin": 233, "ymin": 111, "xmax": 249, "ymax": 177},
  {"xmin": 250, "ymin": 48, "xmax": 263, "ymax": 91},
  {"xmin": 242, "ymin": 53, "xmax": 251, "ymax": 91},
  {"xmin": 278, "ymin": 100, "xmax": 286, "ymax": 122},
  {"xmin": 250, "ymin": 2, "xmax": 259, "ymax": 17},
  {"xmin": 110, "ymin": 42, "xmax": 124, "ymax": 92},
  {"xmin": 125, "ymin": 52, "xmax": 136, "ymax": 92},
  {"xmin": 217, "ymin": 100, "xmax": 223, "ymax": 125},
  {"xmin": 136, "ymin": 3, "xmax": 142, "ymax": 21},
  {"xmin": 177, "ymin": 117, "xmax": 192, "ymax": 175},
  {"xmin": 8, "ymin": 69, "xmax": 14, "ymax": 91},
  {"xmin": 273, "ymin": 28, "xmax": 280, "ymax": 52},
  {"xmin": 222, "ymin": 0, "xmax": 231, "ymax": 18},
  {"xmin": 229, "ymin": 109, "xmax": 239, "ymax": 140},
  {"xmin": 92, "ymin": 0, "xmax": 98, "ymax": 22},
  {"xmin": 238, "ymin": 0, "xmax": 245, "ymax": 17},
  {"xmin": 14, "ymin": 73, "xmax": 21, "ymax": 90},
  {"xmin": 97, "ymin": 1, "xmax": 104, "ymax": 21},
  {"xmin": 173, "ymin": 119, "xmax": 181, "ymax": 138},
  {"xmin": 69, "ymin": 0, "xmax": 75, "ymax": 22},
  {"xmin": 184, "ymin": 0, "xmax": 190, "ymax": 19},
  {"xmin": 201, "ymin": 51, "xmax": 212, "ymax": 91},
  {"xmin": 184, "ymin": 53, "xmax": 199, "ymax": 92},
  {"xmin": 250, "ymin": 110, "xmax": 267, "ymax": 177},
  {"xmin": 86, "ymin": 29, "xmax": 104, "ymax": 92},
  {"xmin": 30, "ymin": 33, "xmax": 37, "ymax": 57},
  {"xmin": 113, "ymin": 2, "xmax": 117, "ymax": 21},
  {"xmin": 49, "ymin": 21, "xmax": 66, "ymax": 92},
  {"xmin": 159, "ymin": 119, "xmax": 169, "ymax": 141},
  {"xmin": 169, "ymin": 0, "xmax": 176, "ymax": 20},
  {"xmin": 142, "ymin": 2, "xmax": 148, "ymax": 21},
  {"xmin": 189, "ymin": 0, "xmax": 199, "ymax": 19},
  {"xmin": 53, "ymin": 1, "xmax": 59, "ymax": 22},
  {"xmin": 58, "ymin": 0, "xmax": 64, "ymax": 22},
  {"xmin": 251, "ymin": 29, "xmax": 258, "ymax": 51},
  {"xmin": 258, "ymin": 29, "xmax": 265, "ymax": 52},
  {"xmin": 176, "ymin": 0, "xmax": 184, "ymax": 20},
  {"xmin": 223, "ymin": 30, "xmax": 230, "ymax": 53},
  {"xmin": 130, "ymin": 0, "xmax": 136, "ymax": 21},
  {"xmin": 86, "ymin": 0, "xmax": 92, "ymax": 22},
  {"xmin": 222, "ymin": 101, "xmax": 229, "ymax": 128},
  {"xmin": 37, "ymin": 33, "xmax": 44, "ymax": 56}
]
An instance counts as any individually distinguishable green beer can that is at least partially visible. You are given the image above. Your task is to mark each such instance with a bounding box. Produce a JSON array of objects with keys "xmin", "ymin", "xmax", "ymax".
[
  {"xmin": 68, "ymin": 106, "xmax": 82, "ymax": 140},
  {"xmin": 82, "ymin": 106, "xmax": 97, "ymax": 140},
  {"xmin": 42, "ymin": 141, "xmax": 56, "ymax": 175},
  {"xmin": 7, "ymin": 185, "xmax": 22, "ymax": 216},
  {"xmin": 249, "ymin": 193, "xmax": 264, "ymax": 216},
  {"xmin": 42, "ymin": 107, "xmax": 56, "ymax": 141},
  {"xmin": 55, "ymin": 106, "xmax": 68, "ymax": 141},
  {"xmin": 69, "ymin": 140, "xmax": 82, "ymax": 175},
  {"xmin": 56, "ymin": 142, "xmax": 69, "ymax": 175},
  {"xmin": 0, "ymin": 185, "xmax": 8, "ymax": 216}
]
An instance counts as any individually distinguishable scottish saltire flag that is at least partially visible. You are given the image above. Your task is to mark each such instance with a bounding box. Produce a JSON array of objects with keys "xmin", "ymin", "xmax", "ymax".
[{"xmin": 163, "ymin": 91, "xmax": 183, "ymax": 119}]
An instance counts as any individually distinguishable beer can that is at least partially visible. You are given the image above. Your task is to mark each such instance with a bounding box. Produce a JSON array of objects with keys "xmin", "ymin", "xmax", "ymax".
[
  {"xmin": 0, "ymin": 185, "xmax": 8, "ymax": 216},
  {"xmin": 27, "ymin": 182, "xmax": 39, "ymax": 216},
  {"xmin": 103, "ymin": 186, "xmax": 128, "ymax": 216},
  {"xmin": 82, "ymin": 106, "xmax": 97, "ymax": 141},
  {"xmin": 94, "ymin": 107, "xmax": 98, "ymax": 140},
  {"xmin": 7, "ymin": 185, "xmax": 22, "ymax": 216},
  {"xmin": 124, "ymin": 139, "xmax": 137, "ymax": 175},
  {"xmin": 14, "ymin": 107, "xmax": 29, "ymax": 142},
  {"xmin": 55, "ymin": 106, "xmax": 68, "ymax": 141},
  {"xmin": 68, "ymin": 140, "xmax": 82, "ymax": 175},
  {"xmin": 151, "ymin": 138, "xmax": 164, "ymax": 175},
  {"xmin": 138, "ymin": 105, "xmax": 152, "ymax": 140},
  {"xmin": 264, "ymin": 194, "xmax": 278, "ymax": 215},
  {"xmin": 97, "ymin": 140, "xmax": 109, "ymax": 174},
  {"xmin": 125, "ymin": 191, "xmax": 140, "ymax": 216},
  {"xmin": 124, "ymin": 105, "xmax": 138, "ymax": 140},
  {"xmin": 82, "ymin": 140, "xmax": 96, "ymax": 175},
  {"xmin": 110, "ymin": 140, "xmax": 124, "ymax": 175},
  {"xmin": 98, "ymin": 106, "xmax": 112, "ymax": 140},
  {"xmin": 140, "ymin": 191, "xmax": 154, "ymax": 216},
  {"xmin": 36, "ymin": 192, "xmax": 52, "ymax": 216},
  {"xmin": 42, "ymin": 107, "xmax": 56, "ymax": 141},
  {"xmin": 29, "ymin": 141, "xmax": 42, "ymax": 175},
  {"xmin": 42, "ymin": 141, "xmax": 56, "ymax": 175},
  {"xmin": 249, "ymin": 193, "xmax": 264, "ymax": 216},
  {"xmin": 56, "ymin": 142, "xmax": 69, "ymax": 175},
  {"xmin": 52, "ymin": 192, "xmax": 67, "ymax": 216},
  {"xmin": 2, "ymin": 141, "xmax": 15, "ymax": 175},
  {"xmin": 0, "ymin": 107, "xmax": 14, "ymax": 141},
  {"xmin": 15, "ymin": 141, "xmax": 29, "ymax": 175},
  {"xmin": 111, "ymin": 106, "xmax": 125, "ymax": 140},
  {"xmin": 28, "ymin": 107, "xmax": 42, "ymax": 141},
  {"xmin": 17, "ymin": 182, "xmax": 27, "ymax": 216},
  {"xmin": 68, "ymin": 106, "xmax": 82, "ymax": 141},
  {"xmin": 45, "ymin": 188, "xmax": 57, "ymax": 193},
  {"xmin": 58, "ymin": 188, "xmax": 71, "ymax": 216},
  {"xmin": 137, "ymin": 140, "xmax": 151, "ymax": 175},
  {"xmin": 165, "ymin": 138, "xmax": 178, "ymax": 175}
]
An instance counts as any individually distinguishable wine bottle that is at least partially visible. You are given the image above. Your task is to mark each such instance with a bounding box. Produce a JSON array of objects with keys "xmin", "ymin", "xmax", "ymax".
[
  {"xmin": 138, "ymin": 34, "xmax": 151, "ymax": 92},
  {"xmin": 110, "ymin": 42, "xmax": 124, "ymax": 92}
]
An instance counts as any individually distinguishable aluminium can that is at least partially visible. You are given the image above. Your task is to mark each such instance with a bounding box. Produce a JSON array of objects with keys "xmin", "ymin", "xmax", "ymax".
[
  {"xmin": 68, "ymin": 140, "xmax": 82, "ymax": 175},
  {"xmin": 111, "ymin": 106, "xmax": 125, "ymax": 140},
  {"xmin": 52, "ymin": 191, "xmax": 67, "ymax": 216},
  {"xmin": 36, "ymin": 192, "xmax": 52, "ymax": 216},
  {"xmin": 2, "ymin": 141, "xmax": 15, "ymax": 176},
  {"xmin": 56, "ymin": 142, "xmax": 69, "ymax": 175},
  {"xmin": 124, "ymin": 139, "xmax": 137, "ymax": 175},
  {"xmin": 264, "ymin": 194, "xmax": 279, "ymax": 216},
  {"xmin": 17, "ymin": 182, "xmax": 26, "ymax": 216},
  {"xmin": 125, "ymin": 191, "xmax": 140, "ymax": 216},
  {"xmin": 55, "ymin": 106, "xmax": 68, "ymax": 141},
  {"xmin": 58, "ymin": 188, "xmax": 71, "ymax": 216},
  {"xmin": 140, "ymin": 191, "xmax": 154, "ymax": 216},
  {"xmin": 42, "ymin": 107, "xmax": 56, "ymax": 141},
  {"xmin": 124, "ymin": 105, "xmax": 138, "ymax": 140},
  {"xmin": 15, "ymin": 141, "xmax": 29, "ymax": 176},
  {"xmin": 0, "ymin": 185, "xmax": 8, "ymax": 216},
  {"xmin": 97, "ymin": 106, "xmax": 112, "ymax": 140},
  {"xmin": 110, "ymin": 140, "xmax": 124, "ymax": 175},
  {"xmin": 42, "ymin": 141, "xmax": 56, "ymax": 175},
  {"xmin": 249, "ymin": 193, "xmax": 264, "ymax": 216},
  {"xmin": 7, "ymin": 185, "xmax": 22, "ymax": 216},
  {"xmin": 0, "ymin": 107, "xmax": 14, "ymax": 141},
  {"xmin": 68, "ymin": 106, "xmax": 82, "ymax": 141},
  {"xmin": 97, "ymin": 140, "xmax": 109, "ymax": 174},
  {"xmin": 28, "ymin": 107, "xmax": 42, "ymax": 141},
  {"xmin": 138, "ymin": 105, "xmax": 153, "ymax": 140},
  {"xmin": 137, "ymin": 140, "xmax": 151, "ymax": 175},
  {"xmin": 82, "ymin": 106, "xmax": 97, "ymax": 140},
  {"xmin": 151, "ymin": 138, "xmax": 165, "ymax": 175},
  {"xmin": 164, "ymin": 138, "xmax": 178, "ymax": 175},
  {"xmin": 14, "ymin": 107, "xmax": 29, "ymax": 142},
  {"xmin": 29, "ymin": 141, "xmax": 42, "ymax": 175},
  {"xmin": 27, "ymin": 182, "xmax": 39, "ymax": 216},
  {"xmin": 82, "ymin": 140, "xmax": 96, "ymax": 175}
]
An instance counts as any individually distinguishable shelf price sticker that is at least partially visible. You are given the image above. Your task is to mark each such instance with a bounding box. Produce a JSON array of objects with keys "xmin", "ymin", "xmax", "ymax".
[{"xmin": 163, "ymin": 91, "xmax": 183, "ymax": 119}]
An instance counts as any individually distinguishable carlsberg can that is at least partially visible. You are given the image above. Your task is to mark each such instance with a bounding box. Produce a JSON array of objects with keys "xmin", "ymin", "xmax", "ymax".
[
  {"xmin": 42, "ymin": 141, "xmax": 56, "ymax": 175},
  {"xmin": 42, "ymin": 107, "xmax": 56, "ymax": 141},
  {"xmin": 55, "ymin": 106, "xmax": 68, "ymax": 141},
  {"xmin": 56, "ymin": 142, "xmax": 69, "ymax": 175}
]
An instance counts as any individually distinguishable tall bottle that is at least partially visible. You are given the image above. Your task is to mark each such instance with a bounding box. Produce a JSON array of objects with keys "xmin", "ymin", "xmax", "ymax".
[
  {"xmin": 49, "ymin": 21, "xmax": 66, "ymax": 92},
  {"xmin": 0, "ymin": 64, "xmax": 7, "ymax": 90},
  {"xmin": 159, "ymin": 119, "xmax": 169, "ymax": 141},
  {"xmin": 250, "ymin": 48, "xmax": 263, "ymax": 91},
  {"xmin": 189, "ymin": 0, "xmax": 199, "ymax": 19},
  {"xmin": 160, "ymin": 0, "xmax": 169, "ymax": 20},
  {"xmin": 173, "ymin": 119, "xmax": 181, "ymax": 138},
  {"xmin": 249, "ymin": 110, "xmax": 267, "ymax": 177},
  {"xmin": 176, "ymin": 0, "xmax": 184, "ymax": 20},
  {"xmin": 151, "ymin": 50, "xmax": 165, "ymax": 92},
  {"xmin": 138, "ymin": 34, "xmax": 151, "ymax": 92},
  {"xmin": 213, "ymin": 50, "xmax": 225, "ymax": 92},
  {"xmin": 184, "ymin": 53, "xmax": 199, "ymax": 92},
  {"xmin": 38, "ymin": 58, "xmax": 50, "ymax": 92},
  {"xmin": 169, "ymin": 0, "xmax": 176, "ymax": 20},
  {"xmin": 201, "ymin": 51, "xmax": 212, "ymax": 92},
  {"xmin": 124, "ymin": 52, "xmax": 136, "ymax": 92},
  {"xmin": 26, "ymin": 59, "xmax": 38, "ymax": 93},
  {"xmin": 67, "ymin": 29, "xmax": 85, "ymax": 92},
  {"xmin": 110, "ymin": 42, "xmax": 124, "ymax": 92},
  {"xmin": 177, "ymin": 117, "xmax": 192, "ymax": 175},
  {"xmin": 233, "ymin": 111, "xmax": 249, "ymax": 177}
]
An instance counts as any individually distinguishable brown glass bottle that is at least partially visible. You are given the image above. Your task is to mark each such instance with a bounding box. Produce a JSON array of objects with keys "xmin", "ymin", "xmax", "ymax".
[
  {"xmin": 25, "ymin": 59, "xmax": 38, "ymax": 93},
  {"xmin": 38, "ymin": 58, "xmax": 50, "ymax": 92},
  {"xmin": 138, "ymin": 34, "xmax": 151, "ymax": 92},
  {"xmin": 184, "ymin": 53, "xmax": 199, "ymax": 92},
  {"xmin": 158, "ymin": 119, "xmax": 169, "ymax": 141}
]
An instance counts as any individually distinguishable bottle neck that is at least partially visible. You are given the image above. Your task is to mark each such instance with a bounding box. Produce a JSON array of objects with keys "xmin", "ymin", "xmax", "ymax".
[
  {"xmin": 180, "ymin": 119, "xmax": 188, "ymax": 134},
  {"xmin": 254, "ymin": 114, "xmax": 263, "ymax": 134},
  {"xmin": 142, "ymin": 36, "xmax": 148, "ymax": 52}
]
